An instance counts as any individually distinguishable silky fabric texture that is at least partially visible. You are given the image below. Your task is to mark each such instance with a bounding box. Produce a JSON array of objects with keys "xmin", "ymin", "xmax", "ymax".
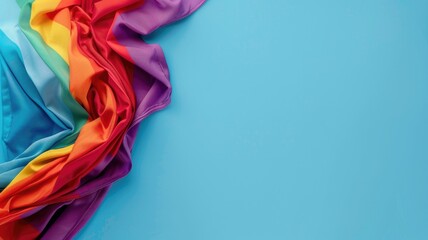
[{"xmin": 0, "ymin": 0, "xmax": 205, "ymax": 238}]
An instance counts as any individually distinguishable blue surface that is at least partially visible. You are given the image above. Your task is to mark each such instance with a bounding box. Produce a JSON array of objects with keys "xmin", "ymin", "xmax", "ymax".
[{"xmin": 2, "ymin": 0, "xmax": 428, "ymax": 239}]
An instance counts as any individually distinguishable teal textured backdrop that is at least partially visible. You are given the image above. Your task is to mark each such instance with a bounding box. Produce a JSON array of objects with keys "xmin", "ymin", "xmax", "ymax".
[{"xmin": 3, "ymin": 0, "xmax": 428, "ymax": 239}]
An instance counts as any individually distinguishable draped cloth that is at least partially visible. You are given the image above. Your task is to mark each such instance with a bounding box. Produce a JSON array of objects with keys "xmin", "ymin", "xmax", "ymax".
[{"xmin": 0, "ymin": 0, "xmax": 205, "ymax": 238}]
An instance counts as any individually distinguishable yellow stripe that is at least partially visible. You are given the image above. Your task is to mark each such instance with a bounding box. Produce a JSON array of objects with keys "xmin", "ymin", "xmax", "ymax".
[
  {"xmin": 10, "ymin": 145, "xmax": 73, "ymax": 184},
  {"xmin": 30, "ymin": 0, "xmax": 70, "ymax": 64}
]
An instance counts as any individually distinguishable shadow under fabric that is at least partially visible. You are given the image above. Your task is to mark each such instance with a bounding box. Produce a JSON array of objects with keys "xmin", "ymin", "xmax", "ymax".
[{"xmin": 0, "ymin": 0, "xmax": 205, "ymax": 239}]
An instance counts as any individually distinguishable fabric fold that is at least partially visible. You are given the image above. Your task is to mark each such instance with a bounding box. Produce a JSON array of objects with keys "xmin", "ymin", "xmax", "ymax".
[{"xmin": 0, "ymin": 0, "xmax": 205, "ymax": 238}]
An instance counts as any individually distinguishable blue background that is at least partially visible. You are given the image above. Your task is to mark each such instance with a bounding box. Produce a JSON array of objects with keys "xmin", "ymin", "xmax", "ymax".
[{"xmin": 2, "ymin": 0, "xmax": 428, "ymax": 239}]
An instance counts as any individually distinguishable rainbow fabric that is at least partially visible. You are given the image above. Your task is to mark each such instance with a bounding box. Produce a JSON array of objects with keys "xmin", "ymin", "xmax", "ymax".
[{"xmin": 0, "ymin": 0, "xmax": 204, "ymax": 238}]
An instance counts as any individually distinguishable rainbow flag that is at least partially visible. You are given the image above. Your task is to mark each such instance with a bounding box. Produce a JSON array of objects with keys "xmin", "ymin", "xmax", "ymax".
[{"xmin": 0, "ymin": 0, "xmax": 204, "ymax": 238}]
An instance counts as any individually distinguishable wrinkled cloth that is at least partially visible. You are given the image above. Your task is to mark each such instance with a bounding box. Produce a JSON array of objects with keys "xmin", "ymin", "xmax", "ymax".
[{"xmin": 0, "ymin": 0, "xmax": 204, "ymax": 238}]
